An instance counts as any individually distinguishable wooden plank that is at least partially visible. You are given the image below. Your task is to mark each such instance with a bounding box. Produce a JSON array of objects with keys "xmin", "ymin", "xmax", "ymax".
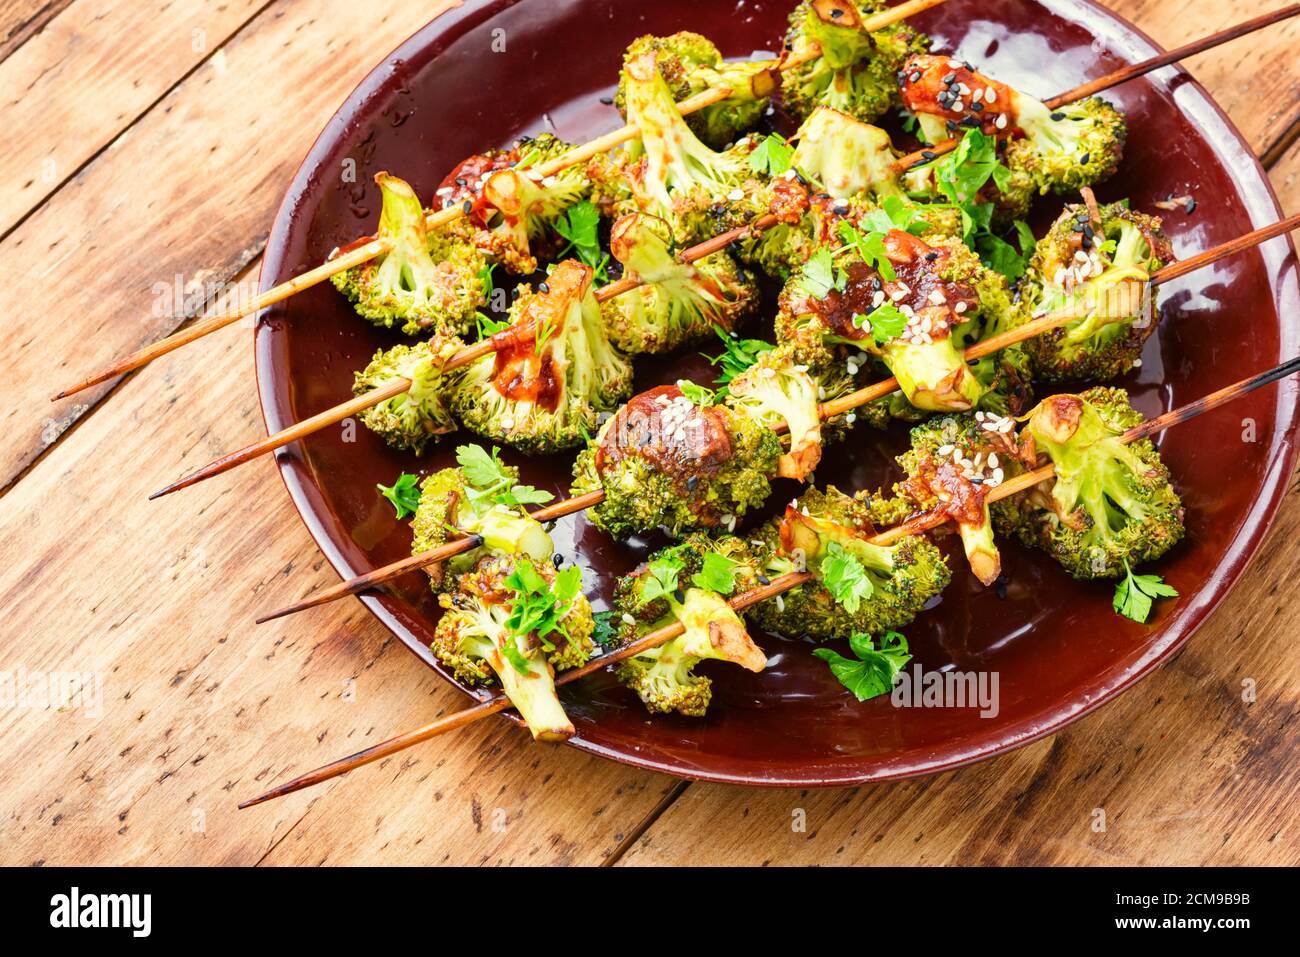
[
  {"xmin": 0, "ymin": 0, "xmax": 461, "ymax": 492},
  {"xmin": 0, "ymin": 0, "xmax": 74, "ymax": 63},
  {"xmin": 0, "ymin": 267, "xmax": 674, "ymax": 867},
  {"xmin": 0, "ymin": 0, "xmax": 267, "ymax": 237},
  {"xmin": 1093, "ymin": 0, "xmax": 1300, "ymax": 157}
]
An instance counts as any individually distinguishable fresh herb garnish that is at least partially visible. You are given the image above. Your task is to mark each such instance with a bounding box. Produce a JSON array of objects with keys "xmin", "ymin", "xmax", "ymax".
[
  {"xmin": 813, "ymin": 631, "xmax": 911, "ymax": 701},
  {"xmin": 477, "ymin": 261, "xmax": 498, "ymax": 299},
  {"xmin": 1113, "ymin": 561, "xmax": 1178, "ymax": 623},
  {"xmin": 636, "ymin": 556, "xmax": 683, "ymax": 608},
  {"xmin": 677, "ymin": 380, "xmax": 720, "ymax": 407},
  {"xmin": 859, "ymin": 194, "xmax": 929, "ymax": 237},
  {"xmin": 377, "ymin": 472, "xmax": 422, "ymax": 519},
  {"xmin": 854, "ymin": 302, "xmax": 908, "ymax": 345},
  {"xmin": 821, "ymin": 541, "xmax": 874, "ymax": 613},
  {"xmin": 837, "ymin": 220, "xmax": 896, "ymax": 281},
  {"xmin": 475, "ymin": 310, "xmax": 510, "ymax": 338},
  {"xmin": 504, "ymin": 559, "xmax": 583, "ymax": 653},
  {"xmin": 592, "ymin": 610, "xmax": 621, "ymax": 648},
  {"xmin": 692, "ymin": 552, "xmax": 739, "ymax": 595},
  {"xmin": 748, "ymin": 133, "xmax": 795, "ymax": 177},
  {"xmin": 455, "ymin": 444, "xmax": 554, "ymax": 508},
  {"xmin": 706, "ymin": 327, "xmax": 774, "ymax": 388},
  {"xmin": 796, "ymin": 247, "xmax": 847, "ymax": 299},
  {"xmin": 554, "ymin": 200, "xmax": 611, "ymax": 282}
]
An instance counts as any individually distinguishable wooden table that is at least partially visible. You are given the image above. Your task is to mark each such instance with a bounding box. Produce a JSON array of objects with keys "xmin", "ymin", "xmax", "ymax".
[{"xmin": 0, "ymin": 0, "xmax": 1296, "ymax": 867}]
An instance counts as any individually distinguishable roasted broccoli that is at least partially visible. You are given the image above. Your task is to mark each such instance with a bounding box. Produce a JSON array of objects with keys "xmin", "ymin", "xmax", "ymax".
[
  {"xmin": 433, "ymin": 555, "xmax": 594, "ymax": 741},
  {"xmin": 1021, "ymin": 201, "xmax": 1172, "ymax": 382},
  {"xmin": 332, "ymin": 173, "xmax": 487, "ymax": 336},
  {"xmin": 724, "ymin": 342, "xmax": 832, "ymax": 480},
  {"xmin": 452, "ymin": 260, "xmax": 634, "ymax": 454},
  {"xmin": 611, "ymin": 535, "xmax": 767, "ymax": 716},
  {"xmin": 352, "ymin": 336, "xmax": 464, "ymax": 453},
  {"xmin": 409, "ymin": 444, "xmax": 555, "ymax": 592},
  {"xmin": 891, "ymin": 412, "xmax": 1028, "ymax": 584},
  {"xmin": 614, "ymin": 33, "xmax": 780, "ymax": 150},
  {"xmin": 745, "ymin": 486, "xmax": 950, "ymax": 641},
  {"xmin": 1013, "ymin": 387, "xmax": 1185, "ymax": 579},
  {"xmin": 571, "ymin": 382, "xmax": 782, "ymax": 538},
  {"xmin": 603, "ymin": 213, "xmax": 759, "ymax": 354},
  {"xmin": 782, "ymin": 0, "xmax": 930, "ymax": 124},
  {"xmin": 896, "ymin": 55, "xmax": 1126, "ymax": 195},
  {"xmin": 590, "ymin": 50, "xmax": 754, "ymax": 242}
]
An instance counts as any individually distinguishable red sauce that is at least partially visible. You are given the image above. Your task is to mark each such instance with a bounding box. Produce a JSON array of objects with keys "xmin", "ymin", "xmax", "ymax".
[
  {"xmin": 768, "ymin": 178, "xmax": 811, "ymax": 224},
  {"xmin": 594, "ymin": 384, "xmax": 734, "ymax": 482},
  {"xmin": 436, "ymin": 147, "xmax": 521, "ymax": 226},
  {"xmin": 902, "ymin": 458, "xmax": 989, "ymax": 528},
  {"xmin": 489, "ymin": 332, "xmax": 562, "ymax": 413},
  {"xmin": 898, "ymin": 54, "xmax": 1021, "ymax": 139},
  {"xmin": 810, "ymin": 230, "xmax": 978, "ymax": 343}
]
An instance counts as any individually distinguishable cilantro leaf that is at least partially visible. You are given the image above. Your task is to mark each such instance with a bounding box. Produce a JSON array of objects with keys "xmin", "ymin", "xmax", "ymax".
[
  {"xmin": 1113, "ymin": 561, "xmax": 1179, "ymax": 623},
  {"xmin": 377, "ymin": 472, "xmax": 422, "ymax": 520},
  {"xmin": 475, "ymin": 310, "xmax": 510, "ymax": 338},
  {"xmin": 821, "ymin": 541, "xmax": 874, "ymax": 613},
  {"xmin": 813, "ymin": 630, "xmax": 911, "ymax": 702},
  {"xmin": 504, "ymin": 559, "xmax": 584, "ymax": 653},
  {"xmin": 500, "ymin": 484, "xmax": 554, "ymax": 507},
  {"xmin": 860, "ymin": 194, "xmax": 928, "ymax": 237},
  {"xmin": 796, "ymin": 247, "xmax": 846, "ymax": 299},
  {"xmin": 707, "ymin": 327, "xmax": 773, "ymax": 388},
  {"xmin": 748, "ymin": 133, "xmax": 795, "ymax": 177},
  {"xmin": 691, "ymin": 552, "xmax": 739, "ymax": 595}
]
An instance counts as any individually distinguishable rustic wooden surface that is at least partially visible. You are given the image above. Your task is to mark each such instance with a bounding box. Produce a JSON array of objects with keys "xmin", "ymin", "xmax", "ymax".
[{"xmin": 0, "ymin": 0, "xmax": 1296, "ymax": 866}]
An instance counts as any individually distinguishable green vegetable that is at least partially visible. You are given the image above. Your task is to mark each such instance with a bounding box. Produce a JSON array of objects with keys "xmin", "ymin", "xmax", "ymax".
[
  {"xmin": 821, "ymin": 541, "xmax": 874, "ymax": 613},
  {"xmin": 377, "ymin": 472, "xmax": 421, "ymax": 519},
  {"xmin": 1113, "ymin": 561, "xmax": 1179, "ymax": 623},
  {"xmin": 813, "ymin": 631, "xmax": 911, "ymax": 701},
  {"xmin": 748, "ymin": 133, "xmax": 795, "ymax": 176}
]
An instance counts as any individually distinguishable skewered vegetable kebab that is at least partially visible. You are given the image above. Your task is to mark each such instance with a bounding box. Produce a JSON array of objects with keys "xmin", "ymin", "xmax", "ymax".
[
  {"xmin": 243, "ymin": 359, "xmax": 1300, "ymax": 808},
  {"xmin": 255, "ymin": 213, "xmax": 1300, "ymax": 623}
]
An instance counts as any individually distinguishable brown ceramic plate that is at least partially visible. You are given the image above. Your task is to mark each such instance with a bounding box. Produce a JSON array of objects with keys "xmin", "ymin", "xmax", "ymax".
[{"xmin": 255, "ymin": 0, "xmax": 1300, "ymax": 785}]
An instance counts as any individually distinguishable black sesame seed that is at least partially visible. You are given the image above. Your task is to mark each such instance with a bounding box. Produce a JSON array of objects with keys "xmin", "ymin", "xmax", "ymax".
[
  {"xmin": 924, "ymin": 251, "xmax": 938, "ymax": 261},
  {"xmin": 599, "ymin": 96, "xmax": 613, "ymax": 105},
  {"xmin": 686, "ymin": 476, "xmax": 699, "ymax": 491},
  {"xmin": 963, "ymin": 61, "xmax": 974, "ymax": 71},
  {"xmin": 674, "ymin": 589, "xmax": 686, "ymax": 603},
  {"xmin": 1050, "ymin": 111, "xmax": 1065, "ymax": 121},
  {"xmin": 1082, "ymin": 224, "xmax": 1094, "ymax": 238},
  {"xmin": 942, "ymin": 72, "xmax": 956, "ymax": 84},
  {"xmin": 553, "ymin": 553, "xmax": 564, "ymax": 566},
  {"xmin": 921, "ymin": 150, "xmax": 936, "ymax": 160},
  {"xmin": 970, "ymin": 101, "xmax": 983, "ymax": 112},
  {"xmin": 1079, "ymin": 152, "xmax": 1090, "ymax": 164},
  {"xmin": 1184, "ymin": 198, "xmax": 1197, "ymax": 214},
  {"xmin": 757, "ymin": 575, "xmax": 770, "ymax": 585},
  {"xmin": 1076, "ymin": 211, "xmax": 1090, "ymax": 222},
  {"xmin": 468, "ymin": 533, "xmax": 485, "ymax": 547},
  {"xmin": 1071, "ymin": 223, "xmax": 1084, "ymax": 233},
  {"xmin": 538, "ymin": 282, "xmax": 549, "ymax": 293},
  {"xmin": 462, "ymin": 200, "xmax": 473, "ymax": 214},
  {"xmin": 830, "ymin": 6, "xmax": 843, "ymax": 17},
  {"xmin": 909, "ymin": 71, "xmax": 922, "ymax": 83},
  {"xmin": 455, "ymin": 177, "xmax": 466, "ymax": 186}
]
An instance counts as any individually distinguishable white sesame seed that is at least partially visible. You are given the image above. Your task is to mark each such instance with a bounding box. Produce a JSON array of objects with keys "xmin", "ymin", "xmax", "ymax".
[
  {"xmin": 1133, "ymin": 359, "xmax": 1142, "ymax": 368},
  {"xmin": 985, "ymin": 87, "xmax": 997, "ymax": 103},
  {"xmin": 890, "ymin": 289, "xmax": 906, "ymax": 302},
  {"xmin": 622, "ymin": 613, "xmax": 636, "ymax": 626},
  {"xmin": 928, "ymin": 289, "xmax": 946, "ymax": 305},
  {"xmin": 991, "ymin": 467, "xmax": 1004, "ymax": 485},
  {"xmin": 937, "ymin": 444, "xmax": 955, "ymax": 456},
  {"xmin": 872, "ymin": 290, "xmax": 885, "ymax": 308},
  {"xmin": 995, "ymin": 113, "xmax": 1008, "ymax": 130},
  {"xmin": 727, "ymin": 188, "xmax": 745, "ymax": 201},
  {"xmin": 971, "ymin": 87, "xmax": 983, "ymax": 103},
  {"xmin": 775, "ymin": 595, "xmax": 785, "ymax": 612},
  {"xmin": 954, "ymin": 301, "xmax": 968, "ymax": 314},
  {"xmin": 952, "ymin": 100, "xmax": 965, "ymax": 112},
  {"xmin": 988, "ymin": 452, "xmax": 999, "ymax": 468},
  {"xmin": 957, "ymin": 82, "xmax": 970, "ymax": 96},
  {"xmin": 435, "ymin": 186, "xmax": 454, "ymax": 196}
]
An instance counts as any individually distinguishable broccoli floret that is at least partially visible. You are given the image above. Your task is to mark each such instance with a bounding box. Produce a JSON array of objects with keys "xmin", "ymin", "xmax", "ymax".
[
  {"xmin": 594, "ymin": 50, "xmax": 753, "ymax": 242},
  {"xmin": 433, "ymin": 555, "xmax": 594, "ymax": 741},
  {"xmin": 409, "ymin": 450, "xmax": 555, "ymax": 593},
  {"xmin": 612, "ymin": 535, "xmax": 768, "ymax": 716},
  {"xmin": 474, "ymin": 135, "xmax": 593, "ymax": 275},
  {"xmin": 1004, "ymin": 97, "xmax": 1127, "ymax": 196},
  {"xmin": 746, "ymin": 485, "xmax": 950, "ymax": 641},
  {"xmin": 352, "ymin": 336, "xmax": 465, "ymax": 453},
  {"xmin": 452, "ymin": 260, "xmax": 634, "ymax": 454},
  {"xmin": 614, "ymin": 33, "xmax": 780, "ymax": 149},
  {"xmin": 1021, "ymin": 201, "xmax": 1172, "ymax": 383},
  {"xmin": 775, "ymin": 229, "xmax": 989, "ymax": 412},
  {"xmin": 1014, "ymin": 387, "xmax": 1185, "ymax": 579},
  {"xmin": 332, "ymin": 173, "xmax": 487, "ymax": 336},
  {"xmin": 782, "ymin": 0, "xmax": 930, "ymax": 124},
  {"xmin": 892, "ymin": 412, "xmax": 1029, "ymax": 584},
  {"xmin": 603, "ymin": 213, "xmax": 759, "ymax": 354},
  {"xmin": 790, "ymin": 105, "xmax": 902, "ymax": 200},
  {"xmin": 572, "ymin": 383, "xmax": 782, "ymax": 538},
  {"xmin": 725, "ymin": 342, "xmax": 830, "ymax": 480}
]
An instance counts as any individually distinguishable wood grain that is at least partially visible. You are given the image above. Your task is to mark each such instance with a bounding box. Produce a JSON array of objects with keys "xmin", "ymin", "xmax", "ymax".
[
  {"xmin": 0, "ymin": 266, "xmax": 673, "ymax": 867},
  {"xmin": 0, "ymin": 0, "xmax": 461, "ymax": 493},
  {"xmin": 0, "ymin": 0, "xmax": 267, "ymax": 239},
  {"xmin": 0, "ymin": 0, "xmax": 1296, "ymax": 867}
]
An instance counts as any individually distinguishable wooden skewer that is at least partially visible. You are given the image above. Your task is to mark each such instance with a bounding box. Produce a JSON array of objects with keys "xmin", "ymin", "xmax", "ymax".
[
  {"xmin": 241, "ymin": 349, "xmax": 1300, "ymax": 809},
  {"xmin": 239, "ymin": 570, "xmax": 812, "ymax": 808},
  {"xmin": 254, "ymin": 212, "xmax": 1300, "ymax": 621},
  {"xmin": 889, "ymin": 4, "xmax": 1300, "ymax": 172},
  {"xmin": 53, "ymin": 1, "xmax": 944, "ymax": 402}
]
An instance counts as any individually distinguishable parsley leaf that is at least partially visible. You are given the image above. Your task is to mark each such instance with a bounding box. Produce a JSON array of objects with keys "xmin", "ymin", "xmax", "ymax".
[
  {"xmin": 636, "ymin": 556, "xmax": 684, "ymax": 608},
  {"xmin": 975, "ymin": 218, "xmax": 1036, "ymax": 282},
  {"xmin": 813, "ymin": 631, "xmax": 911, "ymax": 702},
  {"xmin": 691, "ymin": 552, "xmax": 739, "ymax": 595},
  {"xmin": 748, "ymin": 133, "xmax": 795, "ymax": 177},
  {"xmin": 592, "ymin": 610, "xmax": 621, "ymax": 648},
  {"xmin": 930, "ymin": 129, "xmax": 1009, "ymax": 242},
  {"xmin": 821, "ymin": 541, "xmax": 874, "ymax": 613},
  {"xmin": 1113, "ymin": 561, "xmax": 1179, "ymax": 623},
  {"xmin": 377, "ymin": 472, "xmax": 422, "ymax": 520},
  {"xmin": 454, "ymin": 444, "xmax": 553, "ymax": 509},
  {"xmin": 504, "ymin": 559, "xmax": 584, "ymax": 654},
  {"xmin": 837, "ymin": 220, "xmax": 896, "ymax": 281},
  {"xmin": 860, "ymin": 194, "xmax": 928, "ymax": 237},
  {"xmin": 854, "ymin": 302, "xmax": 908, "ymax": 345},
  {"xmin": 796, "ymin": 247, "xmax": 846, "ymax": 299},
  {"xmin": 554, "ymin": 201, "xmax": 611, "ymax": 282},
  {"xmin": 677, "ymin": 380, "xmax": 719, "ymax": 407},
  {"xmin": 707, "ymin": 327, "xmax": 773, "ymax": 388},
  {"xmin": 475, "ymin": 310, "xmax": 510, "ymax": 338}
]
